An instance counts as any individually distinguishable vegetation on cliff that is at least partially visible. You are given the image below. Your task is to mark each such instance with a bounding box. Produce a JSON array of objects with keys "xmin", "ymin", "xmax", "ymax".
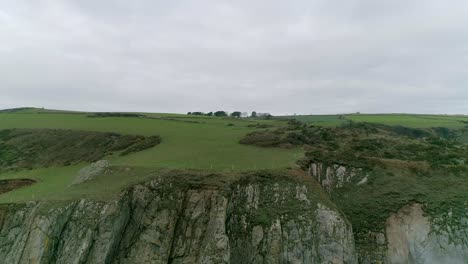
[{"xmin": 240, "ymin": 119, "xmax": 468, "ymax": 258}]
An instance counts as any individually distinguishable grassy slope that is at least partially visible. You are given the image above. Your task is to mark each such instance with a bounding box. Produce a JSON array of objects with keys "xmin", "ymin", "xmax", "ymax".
[
  {"xmin": 0, "ymin": 165, "xmax": 160, "ymax": 203},
  {"xmin": 0, "ymin": 113, "xmax": 301, "ymax": 170},
  {"xmin": 0, "ymin": 112, "xmax": 302, "ymax": 202}
]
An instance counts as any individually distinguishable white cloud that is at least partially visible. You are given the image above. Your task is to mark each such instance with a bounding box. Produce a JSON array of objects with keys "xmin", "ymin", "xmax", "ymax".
[{"xmin": 1, "ymin": 0, "xmax": 467, "ymax": 114}]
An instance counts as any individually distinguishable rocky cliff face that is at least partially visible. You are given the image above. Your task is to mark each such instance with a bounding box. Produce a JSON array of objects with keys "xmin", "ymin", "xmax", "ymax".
[
  {"xmin": 309, "ymin": 163, "xmax": 468, "ymax": 264},
  {"xmin": 2, "ymin": 165, "xmax": 465, "ymax": 264},
  {"xmin": 227, "ymin": 182, "xmax": 356, "ymax": 264},
  {"xmin": 385, "ymin": 203, "xmax": 468, "ymax": 264},
  {"xmin": 308, "ymin": 163, "xmax": 367, "ymax": 193},
  {"xmin": 0, "ymin": 173, "xmax": 357, "ymax": 264},
  {"xmin": 356, "ymin": 203, "xmax": 468, "ymax": 264}
]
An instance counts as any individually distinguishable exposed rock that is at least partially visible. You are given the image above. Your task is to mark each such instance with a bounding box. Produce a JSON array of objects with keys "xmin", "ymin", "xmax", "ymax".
[
  {"xmin": 71, "ymin": 160, "xmax": 109, "ymax": 186},
  {"xmin": 227, "ymin": 181, "xmax": 358, "ymax": 264},
  {"xmin": 4, "ymin": 171, "xmax": 465, "ymax": 264},
  {"xmin": 316, "ymin": 203, "xmax": 357, "ymax": 264},
  {"xmin": 374, "ymin": 232, "xmax": 386, "ymax": 246},
  {"xmin": 251, "ymin": 226, "xmax": 263, "ymax": 247},
  {"xmin": 356, "ymin": 176, "xmax": 368, "ymax": 186},
  {"xmin": 309, "ymin": 163, "xmax": 367, "ymax": 193},
  {"xmin": 169, "ymin": 189, "xmax": 230, "ymax": 264},
  {"xmin": 0, "ymin": 175, "xmax": 357, "ymax": 264},
  {"xmin": 307, "ymin": 159, "xmax": 468, "ymax": 264},
  {"xmin": 295, "ymin": 185, "xmax": 310, "ymax": 205},
  {"xmin": 385, "ymin": 203, "xmax": 468, "ymax": 264}
]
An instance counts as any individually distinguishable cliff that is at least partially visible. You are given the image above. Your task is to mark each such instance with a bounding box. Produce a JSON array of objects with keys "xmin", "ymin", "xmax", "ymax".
[
  {"xmin": 309, "ymin": 162, "xmax": 468, "ymax": 264},
  {"xmin": 0, "ymin": 165, "xmax": 466, "ymax": 264},
  {"xmin": 385, "ymin": 203, "xmax": 468, "ymax": 264},
  {"xmin": 0, "ymin": 171, "xmax": 357, "ymax": 264}
]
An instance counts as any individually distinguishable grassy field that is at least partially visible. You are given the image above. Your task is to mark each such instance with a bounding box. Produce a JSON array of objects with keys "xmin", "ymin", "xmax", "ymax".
[
  {"xmin": 0, "ymin": 165, "xmax": 162, "ymax": 203},
  {"xmin": 0, "ymin": 112, "xmax": 301, "ymax": 170},
  {"xmin": 0, "ymin": 110, "xmax": 303, "ymax": 202}
]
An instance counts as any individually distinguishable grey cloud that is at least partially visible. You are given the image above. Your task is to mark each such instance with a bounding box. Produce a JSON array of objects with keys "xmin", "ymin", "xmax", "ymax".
[{"xmin": 1, "ymin": 0, "xmax": 467, "ymax": 114}]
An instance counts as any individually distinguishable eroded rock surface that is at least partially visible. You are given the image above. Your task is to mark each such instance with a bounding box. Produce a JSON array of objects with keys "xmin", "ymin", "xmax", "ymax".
[
  {"xmin": 71, "ymin": 160, "xmax": 109, "ymax": 186},
  {"xmin": 308, "ymin": 162, "xmax": 468, "ymax": 264},
  {"xmin": 309, "ymin": 163, "xmax": 367, "ymax": 193},
  {"xmin": 385, "ymin": 203, "xmax": 468, "ymax": 264},
  {"xmin": 227, "ymin": 183, "xmax": 357, "ymax": 264},
  {"xmin": 0, "ymin": 175, "xmax": 357, "ymax": 264}
]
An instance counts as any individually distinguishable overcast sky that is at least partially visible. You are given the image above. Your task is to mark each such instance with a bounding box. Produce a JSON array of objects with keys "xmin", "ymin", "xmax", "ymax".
[{"xmin": 1, "ymin": 1, "xmax": 467, "ymax": 115}]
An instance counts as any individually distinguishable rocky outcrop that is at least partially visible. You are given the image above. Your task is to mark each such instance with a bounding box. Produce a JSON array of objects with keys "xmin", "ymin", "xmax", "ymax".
[
  {"xmin": 5, "ymin": 169, "xmax": 463, "ymax": 264},
  {"xmin": 308, "ymin": 163, "xmax": 367, "ymax": 193},
  {"xmin": 71, "ymin": 160, "xmax": 109, "ymax": 186},
  {"xmin": 307, "ymin": 162, "xmax": 468, "ymax": 264},
  {"xmin": 385, "ymin": 203, "xmax": 468, "ymax": 264},
  {"xmin": 0, "ymin": 174, "xmax": 358, "ymax": 264},
  {"xmin": 357, "ymin": 203, "xmax": 468, "ymax": 264},
  {"xmin": 227, "ymin": 182, "xmax": 357, "ymax": 264}
]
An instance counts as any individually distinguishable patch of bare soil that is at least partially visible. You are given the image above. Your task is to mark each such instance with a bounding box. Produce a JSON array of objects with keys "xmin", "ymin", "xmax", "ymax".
[{"xmin": 0, "ymin": 179, "xmax": 36, "ymax": 195}]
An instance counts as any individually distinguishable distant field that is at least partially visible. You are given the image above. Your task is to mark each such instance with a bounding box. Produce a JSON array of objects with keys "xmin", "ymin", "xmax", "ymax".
[
  {"xmin": 276, "ymin": 115, "xmax": 345, "ymax": 127},
  {"xmin": 346, "ymin": 114, "xmax": 468, "ymax": 128},
  {"xmin": 280, "ymin": 113, "xmax": 468, "ymax": 128}
]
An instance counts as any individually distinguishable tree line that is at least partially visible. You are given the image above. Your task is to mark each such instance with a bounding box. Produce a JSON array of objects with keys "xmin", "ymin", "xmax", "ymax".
[{"xmin": 187, "ymin": 111, "xmax": 272, "ymax": 119}]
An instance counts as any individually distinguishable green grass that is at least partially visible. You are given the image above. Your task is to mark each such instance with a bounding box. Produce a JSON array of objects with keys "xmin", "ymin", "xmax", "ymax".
[
  {"xmin": 0, "ymin": 112, "xmax": 302, "ymax": 203},
  {"xmin": 275, "ymin": 115, "xmax": 346, "ymax": 127},
  {"xmin": 280, "ymin": 113, "xmax": 468, "ymax": 128},
  {"xmin": 0, "ymin": 166, "xmax": 173, "ymax": 203},
  {"xmin": 346, "ymin": 114, "xmax": 468, "ymax": 128},
  {"xmin": 0, "ymin": 113, "xmax": 301, "ymax": 170},
  {"xmin": 1, "ymin": 110, "xmax": 466, "ymax": 203}
]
